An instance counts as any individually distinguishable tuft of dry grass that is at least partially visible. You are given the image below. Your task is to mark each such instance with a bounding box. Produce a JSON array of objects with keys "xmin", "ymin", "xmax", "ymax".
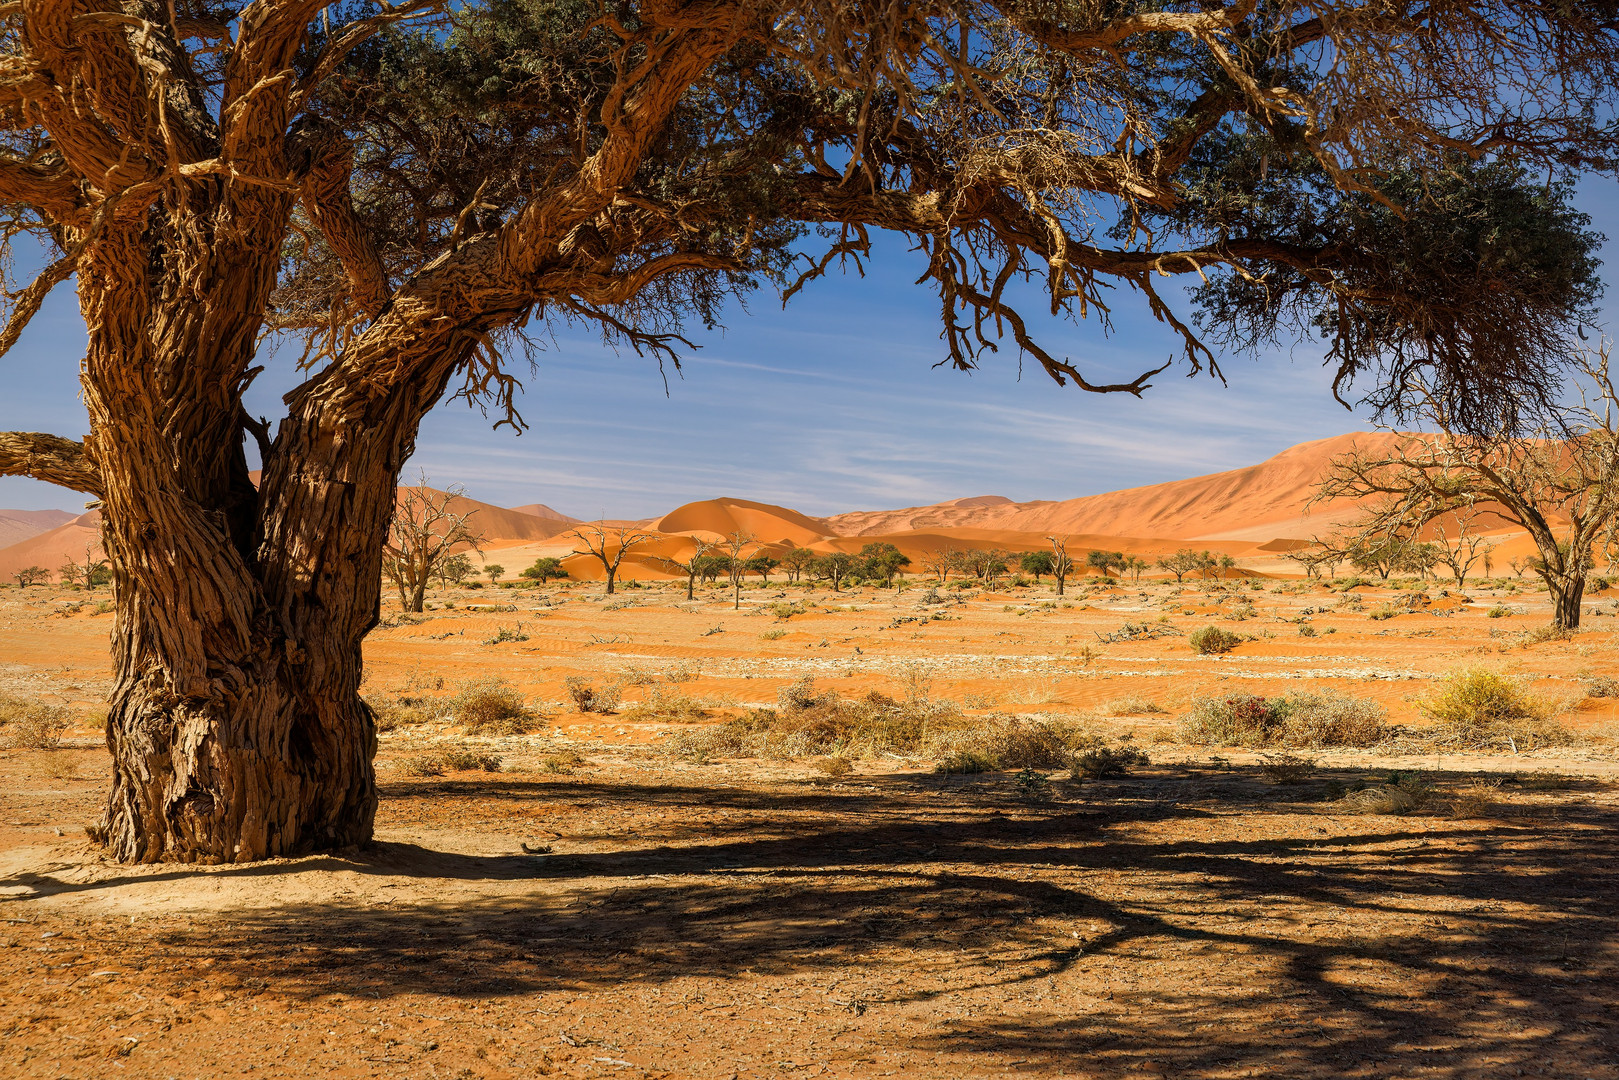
[
  {"xmin": 1070, "ymin": 744, "xmax": 1149, "ymax": 780},
  {"xmin": 452, "ymin": 678, "xmax": 540, "ymax": 734},
  {"xmin": 1448, "ymin": 778, "xmax": 1506, "ymax": 818},
  {"xmin": 367, "ymin": 696, "xmax": 440, "ymax": 732},
  {"xmin": 1339, "ymin": 773, "xmax": 1436, "ymax": 815},
  {"xmin": 810, "ymin": 755, "xmax": 853, "ymax": 777},
  {"xmin": 619, "ymin": 688, "xmax": 710, "ymax": 723},
  {"xmin": 0, "ymin": 695, "xmax": 69, "ymax": 749},
  {"xmin": 539, "ymin": 750, "xmax": 587, "ymax": 774},
  {"xmin": 1097, "ymin": 694, "xmax": 1164, "ymax": 716},
  {"xmin": 1258, "ymin": 752, "xmax": 1314, "ymax": 784}
]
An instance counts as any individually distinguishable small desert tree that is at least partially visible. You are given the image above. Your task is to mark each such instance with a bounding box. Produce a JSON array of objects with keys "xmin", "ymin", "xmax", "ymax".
[
  {"xmin": 13, "ymin": 566, "xmax": 48, "ymax": 587},
  {"xmin": 1428, "ymin": 507, "xmax": 1494, "ymax": 590},
  {"xmin": 1317, "ymin": 345, "xmax": 1619, "ymax": 629},
  {"xmin": 1086, "ymin": 549, "xmax": 1125, "ymax": 578},
  {"xmin": 484, "ymin": 564, "xmax": 505, "ymax": 585},
  {"xmin": 1019, "ymin": 550, "xmax": 1053, "ymax": 582},
  {"xmin": 815, "ymin": 552, "xmax": 858, "ymax": 592},
  {"xmin": 382, "ymin": 481, "xmax": 484, "ymax": 613},
  {"xmin": 859, "ymin": 542, "xmax": 910, "ymax": 585},
  {"xmin": 659, "ymin": 538, "xmax": 716, "ymax": 601},
  {"xmin": 921, "ymin": 546, "xmax": 960, "ymax": 584},
  {"xmin": 570, "ymin": 524, "xmax": 657, "ymax": 596},
  {"xmin": 780, "ymin": 545, "xmax": 817, "ymax": 585},
  {"xmin": 746, "ymin": 554, "xmax": 780, "ymax": 584},
  {"xmin": 721, "ymin": 531, "xmax": 758, "ymax": 609},
  {"xmin": 520, "ymin": 557, "xmax": 568, "ymax": 584},
  {"xmin": 1122, "ymin": 555, "xmax": 1149, "ymax": 584},
  {"xmin": 1156, "ymin": 549, "xmax": 1206, "ymax": 584}
]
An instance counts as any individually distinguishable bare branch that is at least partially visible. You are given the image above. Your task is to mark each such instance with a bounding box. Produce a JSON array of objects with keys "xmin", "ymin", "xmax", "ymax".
[{"xmin": 0, "ymin": 431, "xmax": 103, "ymax": 496}]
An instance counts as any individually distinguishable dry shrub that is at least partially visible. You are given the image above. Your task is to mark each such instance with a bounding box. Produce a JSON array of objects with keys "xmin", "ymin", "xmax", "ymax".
[
  {"xmin": 1013, "ymin": 767, "xmax": 1055, "ymax": 803},
  {"xmin": 1179, "ymin": 691, "xmax": 1386, "ymax": 749},
  {"xmin": 665, "ymin": 677, "xmax": 1093, "ymax": 765},
  {"xmin": 1097, "ymin": 694, "xmax": 1164, "ymax": 716},
  {"xmin": 439, "ymin": 749, "xmax": 503, "ymax": 772},
  {"xmin": 936, "ymin": 749, "xmax": 996, "ymax": 774},
  {"xmin": 619, "ymin": 688, "xmax": 709, "ymax": 723},
  {"xmin": 811, "ymin": 755, "xmax": 853, "ymax": 777},
  {"xmin": 397, "ymin": 755, "xmax": 444, "ymax": 777},
  {"xmin": 452, "ymin": 678, "xmax": 539, "ymax": 734},
  {"xmin": 1189, "ymin": 626, "xmax": 1243, "ymax": 655},
  {"xmin": 566, "ymin": 676, "xmax": 623, "ymax": 714},
  {"xmin": 1258, "ymin": 752, "xmax": 1315, "ymax": 784},
  {"xmin": 1340, "ymin": 773, "xmax": 1436, "ymax": 815},
  {"xmin": 0, "ymin": 696, "xmax": 69, "ymax": 749},
  {"xmin": 1516, "ymin": 769, "xmax": 1577, "ymax": 791},
  {"xmin": 1417, "ymin": 668, "xmax": 1570, "ymax": 750},
  {"xmin": 1448, "ymin": 778, "xmax": 1505, "ymax": 818},
  {"xmin": 540, "ymin": 750, "xmax": 586, "ymax": 774},
  {"xmin": 367, "ymin": 697, "xmax": 439, "ymax": 732},
  {"xmin": 1070, "ymin": 744, "xmax": 1149, "ymax": 780}
]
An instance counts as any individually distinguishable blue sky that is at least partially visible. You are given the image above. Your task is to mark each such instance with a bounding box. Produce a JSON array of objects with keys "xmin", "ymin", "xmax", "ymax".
[{"xmin": 4, "ymin": 179, "xmax": 1615, "ymax": 519}]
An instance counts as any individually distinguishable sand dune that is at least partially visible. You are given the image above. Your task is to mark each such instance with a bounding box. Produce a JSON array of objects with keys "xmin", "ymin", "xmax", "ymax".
[
  {"xmin": 0, "ymin": 511, "xmax": 104, "ymax": 581},
  {"xmin": 655, "ymin": 497, "xmax": 833, "ymax": 546},
  {"xmin": 509, "ymin": 503, "xmax": 578, "ymax": 523},
  {"xmin": 0, "ymin": 509, "xmax": 75, "ymax": 550}
]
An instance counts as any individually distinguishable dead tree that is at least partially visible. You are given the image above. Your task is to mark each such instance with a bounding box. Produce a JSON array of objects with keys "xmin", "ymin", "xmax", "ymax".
[
  {"xmin": 0, "ymin": 0, "xmax": 1611, "ymax": 863},
  {"xmin": 382, "ymin": 480, "xmax": 484, "ymax": 613},
  {"xmin": 721, "ymin": 531, "xmax": 758, "ymax": 609},
  {"xmin": 1046, "ymin": 537, "xmax": 1074, "ymax": 597},
  {"xmin": 570, "ymin": 524, "xmax": 657, "ymax": 595},
  {"xmin": 1316, "ymin": 345, "xmax": 1619, "ymax": 629},
  {"xmin": 1429, "ymin": 506, "xmax": 1496, "ymax": 591}
]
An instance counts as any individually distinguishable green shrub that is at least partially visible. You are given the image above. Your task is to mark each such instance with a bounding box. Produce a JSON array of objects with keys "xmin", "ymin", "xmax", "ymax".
[
  {"xmin": 1013, "ymin": 767, "xmax": 1055, "ymax": 802},
  {"xmin": 1189, "ymin": 626, "xmax": 1244, "ymax": 655},
  {"xmin": 439, "ymin": 750, "xmax": 503, "ymax": 772},
  {"xmin": 1487, "ymin": 604, "xmax": 1513, "ymax": 618},
  {"xmin": 1417, "ymin": 668, "xmax": 1569, "ymax": 750},
  {"xmin": 759, "ymin": 628, "xmax": 787, "ymax": 641}
]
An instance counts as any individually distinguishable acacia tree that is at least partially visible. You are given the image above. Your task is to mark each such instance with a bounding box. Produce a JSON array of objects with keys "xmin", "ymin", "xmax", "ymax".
[
  {"xmin": 0, "ymin": 0, "xmax": 1612, "ymax": 863},
  {"xmin": 381, "ymin": 481, "xmax": 483, "ymax": 612},
  {"xmin": 658, "ymin": 537, "xmax": 715, "ymax": 600},
  {"xmin": 720, "ymin": 530, "xmax": 757, "ymax": 609},
  {"xmin": 1316, "ymin": 346, "xmax": 1619, "ymax": 629},
  {"xmin": 569, "ymin": 523, "xmax": 656, "ymax": 595},
  {"xmin": 1428, "ymin": 507, "xmax": 1495, "ymax": 590}
]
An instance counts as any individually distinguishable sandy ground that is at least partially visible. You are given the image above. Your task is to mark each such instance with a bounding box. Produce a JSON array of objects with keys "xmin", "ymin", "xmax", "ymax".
[{"xmin": 3, "ymin": 574, "xmax": 1619, "ymax": 1079}]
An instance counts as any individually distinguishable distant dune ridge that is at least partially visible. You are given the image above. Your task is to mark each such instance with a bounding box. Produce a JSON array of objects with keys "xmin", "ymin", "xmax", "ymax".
[{"xmin": 0, "ymin": 432, "xmax": 1534, "ymax": 582}]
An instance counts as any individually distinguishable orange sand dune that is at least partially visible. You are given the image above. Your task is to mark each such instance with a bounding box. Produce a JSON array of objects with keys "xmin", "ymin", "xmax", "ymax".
[
  {"xmin": 0, "ymin": 511, "xmax": 103, "ymax": 581},
  {"xmin": 655, "ymin": 497, "xmax": 833, "ymax": 547},
  {"xmin": 0, "ymin": 509, "xmax": 76, "ymax": 550},
  {"xmin": 509, "ymin": 503, "xmax": 578, "ymax": 523},
  {"xmin": 828, "ymin": 432, "xmax": 1410, "ymax": 542}
]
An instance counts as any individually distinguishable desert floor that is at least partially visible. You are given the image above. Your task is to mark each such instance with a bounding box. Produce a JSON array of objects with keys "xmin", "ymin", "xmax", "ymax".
[{"xmin": 3, "ymin": 575, "xmax": 1619, "ymax": 1079}]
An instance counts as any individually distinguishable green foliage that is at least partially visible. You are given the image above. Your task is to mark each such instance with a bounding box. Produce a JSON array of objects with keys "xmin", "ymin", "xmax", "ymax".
[
  {"xmin": 1070, "ymin": 744, "xmax": 1149, "ymax": 780},
  {"xmin": 1188, "ymin": 626, "xmax": 1244, "ymax": 654},
  {"xmin": 1417, "ymin": 668, "xmax": 1569, "ymax": 749},
  {"xmin": 520, "ymin": 557, "xmax": 569, "ymax": 583}
]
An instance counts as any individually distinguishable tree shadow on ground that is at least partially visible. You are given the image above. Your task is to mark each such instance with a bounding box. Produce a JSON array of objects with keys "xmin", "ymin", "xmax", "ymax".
[{"xmin": 8, "ymin": 763, "xmax": 1618, "ymax": 1077}]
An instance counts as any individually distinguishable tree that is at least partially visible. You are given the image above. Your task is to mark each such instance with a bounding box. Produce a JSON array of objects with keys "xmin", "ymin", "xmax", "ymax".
[
  {"xmin": 63, "ymin": 540, "xmax": 111, "ymax": 589},
  {"xmin": 1, "ymin": 0, "xmax": 1609, "ymax": 863},
  {"xmin": 382, "ymin": 481, "xmax": 484, "ymax": 613},
  {"xmin": 721, "ymin": 531, "xmax": 758, "ymax": 609},
  {"xmin": 746, "ymin": 554, "xmax": 781, "ymax": 584},
  {"xmin": 1427, "ymin": 507, "xmax": 1493, "ymax": 590},
  {"xmin": 859, "ymin": 542, "xmax": 910, "ymax": 585},
  {"xmin": 658, "ymin": 538, "xmax": 716, "ymax": 601},
  {"xmin": 570, "ymin": 524, "xmax": 657, "ymax": 596},
  {"xmin": 1156, "ymin": 549, "xmax": 1207, "ymax": 584},
  {"xmin": 1045, "ymin": 537, "xmax": 1075, "ymax": 598},
  {"xmin": 1019, "ymin": 550, "xmax": 1054, "ymax": 583},
  {"xmin": 780, "ymin": 545, "xmax": 817, "ymax": 584},
  {"xmin": 921, "ymin": 546, "xmax": 960, "ymax": 584},
  {"xmin": 520, "ymin": 557, "xmax": 569, "ymax": 584},
  {"xmin": 484, "ymin": 564, "xmax": 505, "ymax": 585},
  {"xmin": 1316, "ymin": 346, "xmax": 1619, "ymax": 628},
  {"xmin": 1086, "ymin": 550, "xmax": 1125, "ymax": 577},
  {"xmin": 814, "ymin": 553, "xmax": 858, "ymax": 592},
  {"xmin": 433, "ymin": 553, "xmax": 476, "ymax": 587},
  {"xmin": 1122, "ymin": 555, "xmax": 1149, "ymax": 584},
  {"xmin": 693, "ymin": 552, "xmax": 730, "ymax": 585},
  {"xmin": 58, "ymin": 559, "xmax": 83, "ymax": 587},
  {"xmin": 13, "ymin": 566, "xmax": 48, "ymax": 587}
]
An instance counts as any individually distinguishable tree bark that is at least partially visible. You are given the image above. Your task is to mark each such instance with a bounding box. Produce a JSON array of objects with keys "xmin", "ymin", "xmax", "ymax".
[{"xmin": 1547, "ymin": 574, "xmax": 1585, "ymax": 630}]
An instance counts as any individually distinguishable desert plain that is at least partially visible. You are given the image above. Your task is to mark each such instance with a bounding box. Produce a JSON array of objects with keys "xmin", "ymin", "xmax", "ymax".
[{"xmin": 3, "ymin": 434, "xmax": 1618, "ymax": 1080}]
